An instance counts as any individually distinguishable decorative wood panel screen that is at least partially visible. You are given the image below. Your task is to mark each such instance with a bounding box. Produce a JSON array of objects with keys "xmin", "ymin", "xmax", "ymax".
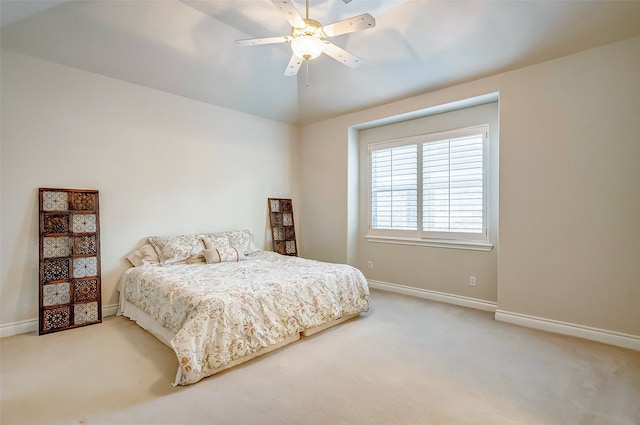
[
  {"xmin": 38, "ymin": 188, "xmax": 102, "ymax": 334},
  {"xmin": 268, "ymin": 198, "xmax": 297, "ymax": 256}
]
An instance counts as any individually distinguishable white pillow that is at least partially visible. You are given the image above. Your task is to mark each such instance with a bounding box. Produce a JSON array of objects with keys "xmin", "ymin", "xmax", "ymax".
[{"xmin": 203, "ymin": 247, "xmax": 245, "ymax": 263}]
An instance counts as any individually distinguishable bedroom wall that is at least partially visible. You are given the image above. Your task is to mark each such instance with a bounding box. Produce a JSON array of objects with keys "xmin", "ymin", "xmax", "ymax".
[
  {"xmin": 297, "ymin": 36, "xmax": 640, "ymax": 339},
  {"xmin": 0, "ymin": 49, "xmax": 296, "ymax": 332}
]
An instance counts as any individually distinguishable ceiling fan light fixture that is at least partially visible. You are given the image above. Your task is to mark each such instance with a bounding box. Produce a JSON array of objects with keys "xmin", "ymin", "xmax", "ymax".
[{"xmin": 291, "ymin": 35, "xmax": 324, "ymax": 60}]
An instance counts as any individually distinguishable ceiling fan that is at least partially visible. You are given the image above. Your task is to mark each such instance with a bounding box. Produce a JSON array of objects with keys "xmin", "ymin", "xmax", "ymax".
[{"xmin": 235, "ymin": 0, "xmax": 375, "ymax": 77}]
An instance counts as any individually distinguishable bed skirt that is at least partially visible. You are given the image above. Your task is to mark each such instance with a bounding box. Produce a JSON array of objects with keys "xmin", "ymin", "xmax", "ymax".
[{"xmin": 118, "ymin": 299, "xmax": 360, "ymax": 385}]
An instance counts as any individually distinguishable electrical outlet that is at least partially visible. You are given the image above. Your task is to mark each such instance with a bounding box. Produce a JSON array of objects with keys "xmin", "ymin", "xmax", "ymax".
[
  {"xmin": 367, "ymin": 260, "xmax": 373, "ymax": 270},
  {"xmin": 469, "ymin": 276, "xmax": 477, "ymax": 286}
]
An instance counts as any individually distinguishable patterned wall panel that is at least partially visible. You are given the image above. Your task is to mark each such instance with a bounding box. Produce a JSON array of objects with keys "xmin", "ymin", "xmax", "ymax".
[
  {"xmin": 39, "ymin": 188, "xmax": 102, "ymax": 334},
  {"xmin": 44, "ymin": 215, "xmax": 70, "ymax": 234},
  {"xmin": 268, "ymin": 198, "xmax": 297, "ymax": 256},
  {"xmin": 74, "ymin": 279, "xmax": 98, "ymax": 302}
]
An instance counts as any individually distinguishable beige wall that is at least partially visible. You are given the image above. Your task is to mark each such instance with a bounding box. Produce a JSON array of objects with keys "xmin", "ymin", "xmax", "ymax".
[
  {"xmin": 297, "ymin": 36, "xmax": 640, "ymax": 336},
  {"xmin": 0, "ymin": 50, "xmax": 295, "ymax": 327},
  {"xmin": 297, "ymin": 118, "xmax": 351, "ymax": 263},
  {"xmin": 497, "ymin": 38, "xmax": 640, "ymax": 334}
]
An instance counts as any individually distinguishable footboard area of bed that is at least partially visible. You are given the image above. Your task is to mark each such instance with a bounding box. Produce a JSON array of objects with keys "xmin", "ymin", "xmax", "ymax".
[
  {"xmin": 120, "ymin": 297, "xmax": 365, "ymax": 385},
  {"xmin": 173, "ymin": 313, "xmax": 363, "ymax": 384}
]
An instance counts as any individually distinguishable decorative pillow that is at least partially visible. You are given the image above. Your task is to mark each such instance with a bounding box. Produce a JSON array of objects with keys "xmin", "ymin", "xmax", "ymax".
[
  {"xmin": 200, "ymin": 232, "xmax": 231, "ymax": 250},
  {"xmin": 203, "ymin": 247, "xmax": 245, "ymax": 264},
  {"xmin": 226, "ymin": 229, "xmax": 261, "ymax": 254},
  {"xmin": 125, "ymin": 243, "xmax": 160, "ymax": 267},
  {"xmin": 148, "ymin": 235, "xmax": 205, "ymax": 265}
]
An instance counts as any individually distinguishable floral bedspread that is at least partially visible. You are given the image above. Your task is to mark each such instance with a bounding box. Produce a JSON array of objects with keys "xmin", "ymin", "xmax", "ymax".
[{"xmin": 119, "ymin": 251, "xmax": 369, "ymax": 385}]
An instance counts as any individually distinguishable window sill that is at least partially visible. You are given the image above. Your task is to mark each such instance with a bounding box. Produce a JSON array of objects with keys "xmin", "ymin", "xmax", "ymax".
[{"xmin": 365, "ymin": 235, "xmax": 494, "ymax": 252}]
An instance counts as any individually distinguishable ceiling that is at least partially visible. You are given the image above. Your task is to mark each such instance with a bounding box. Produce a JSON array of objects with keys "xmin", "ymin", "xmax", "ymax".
[{"xmin": 2, "ymin": 0, "xmax": 640, "ymax": 125}]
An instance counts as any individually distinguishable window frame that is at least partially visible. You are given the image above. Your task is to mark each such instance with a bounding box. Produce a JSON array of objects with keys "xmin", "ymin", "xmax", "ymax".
[{"xmin": 367, "ymin": 125, "xmax": 493, "ymax": 251}]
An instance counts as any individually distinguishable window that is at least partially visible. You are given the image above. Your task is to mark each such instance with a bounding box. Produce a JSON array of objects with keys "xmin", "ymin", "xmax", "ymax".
[
  {"xmin": 370, "ymin": 144, "xmax": 417, "ymax": 230},
  {"xmin": 368, "ymin": 125, "xmax": 489, "ymax": 247}
]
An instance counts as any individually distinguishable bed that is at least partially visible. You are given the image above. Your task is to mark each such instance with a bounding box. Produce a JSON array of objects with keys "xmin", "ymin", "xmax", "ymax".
[{"xmin": 117, "ymin": 230, "xmax": 370, "ymax": 385}]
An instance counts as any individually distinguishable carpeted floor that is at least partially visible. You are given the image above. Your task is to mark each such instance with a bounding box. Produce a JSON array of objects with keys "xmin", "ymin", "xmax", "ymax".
[{"xmin": 1, "ymin": 289, "xmax": 639, "ymax": 425}]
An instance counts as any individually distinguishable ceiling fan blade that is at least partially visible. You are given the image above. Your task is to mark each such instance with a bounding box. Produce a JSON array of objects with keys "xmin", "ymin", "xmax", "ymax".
[
  {"xmin": 322, "ymin": 42, "xmax": 362, "ymax": 68},
  {"xmin": 271, "ymin": 0, "xmax": 305, "ymax": 29},
  {"xmin": 236, "ymin": 36, "xmax": 292, "ymax": 46},
  {"xmin": 284, "ymin": 54, "xmax": 303, "ymax": 76},
  {"xmin": 321, "ymin": 13, "xmax": 375, "ymax": 38}
]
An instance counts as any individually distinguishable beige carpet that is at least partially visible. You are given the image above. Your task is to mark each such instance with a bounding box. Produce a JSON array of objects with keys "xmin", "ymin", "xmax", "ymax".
[{"xmin": 1, "ymin": 290, "xmax": 639, "ymax": 425}]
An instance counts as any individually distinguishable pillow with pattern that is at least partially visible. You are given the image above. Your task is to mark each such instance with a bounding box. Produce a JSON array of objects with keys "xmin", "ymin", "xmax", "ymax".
[
  {"xmin": 226, "ymin": 229, "xmax": 260, "ymax": 254},
  {"xmin": 203, "ymin": 246, "xmax": 245, "ymax": 263},
  {"xmin": 200, "ymin": 232, "xmax": 231, "ymax": 250},
  {"xmin": 148, "ymin": 234, "xmax": 205, "ymax": 265}
]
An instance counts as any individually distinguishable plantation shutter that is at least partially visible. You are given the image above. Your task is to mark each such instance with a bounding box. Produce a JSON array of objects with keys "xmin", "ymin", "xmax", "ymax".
[
  {"xmin": 370, "ymin": 144, "xmax": 418, "ymax": 230},
  {"xmin": 423, "ymin": 133, "xmax": 484, "ymax": 234}
]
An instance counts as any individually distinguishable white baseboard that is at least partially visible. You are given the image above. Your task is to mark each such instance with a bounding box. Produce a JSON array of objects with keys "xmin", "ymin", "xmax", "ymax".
[
  {"xmin": 103, "ymin": 303, "xmax": 119, "ymax": 317},
  {"xmin": 0, "ymin": 304, "xmax": 120, "ymax": 338},
  {"xmin": 495, "ymin": 310, "xmax": 640, "ymax": 351},
  {"xmin": 368, "ymin": 280, "xmax": 639, "ymax": 351},
  {"xmin": 368, "ymin": 280, "xmax": 497, "ymax": 312},
  {"xmin": 0, "ymin": 318, "xmax": 37, "ymax": 338}
]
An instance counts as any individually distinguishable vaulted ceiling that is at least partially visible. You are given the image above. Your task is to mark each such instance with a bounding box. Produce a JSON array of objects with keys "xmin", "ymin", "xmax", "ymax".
[{"xmin": 2, "ymin": 0, "xmax": 640, "ymax": 125}]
